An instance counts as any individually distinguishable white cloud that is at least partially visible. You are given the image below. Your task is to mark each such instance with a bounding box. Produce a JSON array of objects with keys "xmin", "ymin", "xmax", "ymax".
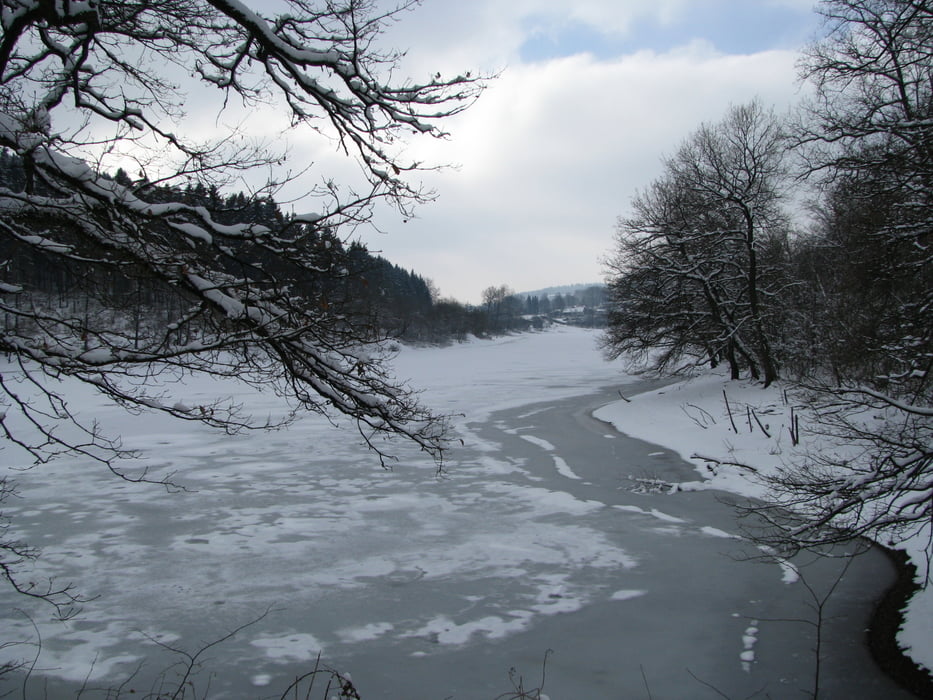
[
  {"xmin": 63, "ymin": 1, "xmax": 817, "ymax": 305},
  {"xmin": 142, "ymin": 1, "xmax": 818, "ymax": 304},
  {"xmin": 365, "ymin": 42, "xmax": 804, "ymax": 302}
]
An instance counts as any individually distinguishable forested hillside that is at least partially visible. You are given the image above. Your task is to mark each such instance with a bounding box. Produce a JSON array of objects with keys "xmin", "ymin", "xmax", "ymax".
[
  {"xmin": 0, "ymin": 151, "xmax": 430, "ymax": 338},
  {"xmin": 0, "ymin": 150, "xmax": 604, "ymax": 349}
]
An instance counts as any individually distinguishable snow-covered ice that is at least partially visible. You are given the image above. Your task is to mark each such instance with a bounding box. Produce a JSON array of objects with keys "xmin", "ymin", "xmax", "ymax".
[{"xmin": 0, "ymin": 326, "xmax": 924, "ymax": 697}]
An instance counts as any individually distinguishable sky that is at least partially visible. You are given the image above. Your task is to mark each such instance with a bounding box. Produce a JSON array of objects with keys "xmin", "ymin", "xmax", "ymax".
[{"xmin": 292, "ymin": 0, "xmax": 824, "ymax": 304}]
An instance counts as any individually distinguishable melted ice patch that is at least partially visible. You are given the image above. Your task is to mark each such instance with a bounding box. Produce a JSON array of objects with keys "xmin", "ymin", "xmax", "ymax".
[{"xmin": 514, "ymin": 432, "xmax": 583, "ymax": 480}]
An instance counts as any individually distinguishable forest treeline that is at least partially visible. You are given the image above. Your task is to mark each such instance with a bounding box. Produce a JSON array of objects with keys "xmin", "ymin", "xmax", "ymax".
[
  {"xmin": 604, "ymin": 42, "xmax": 929, "ymax": 404},
  {"xmin": 603, "ymin": 96, "xmax": 930, "ymax": 396},
  {"xmin": 0, "ymin": 151, "xmax": 604, "ymax": 347}
]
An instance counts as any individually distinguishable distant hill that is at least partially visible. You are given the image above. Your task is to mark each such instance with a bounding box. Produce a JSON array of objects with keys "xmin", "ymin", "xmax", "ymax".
[{"xmin": 518, "ymin": 283, "xmax": 604, "ymax": 299}]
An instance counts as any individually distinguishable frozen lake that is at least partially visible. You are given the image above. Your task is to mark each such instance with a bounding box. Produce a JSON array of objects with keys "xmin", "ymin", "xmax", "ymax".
[{"xmin": 0, "ymin": 328, "xmax": 913, "ymax": 698}]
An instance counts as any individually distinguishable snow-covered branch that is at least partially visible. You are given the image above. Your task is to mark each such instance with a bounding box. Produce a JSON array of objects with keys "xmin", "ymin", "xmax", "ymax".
[{"xmin": 0, "ymin": 0, "xmax": 480, "ymax": 476}]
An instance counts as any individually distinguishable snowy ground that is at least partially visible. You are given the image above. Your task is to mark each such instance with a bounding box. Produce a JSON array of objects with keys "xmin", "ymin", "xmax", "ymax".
[{"xmin": 0, "ymin": 325, "xmax": 927, "ymax": 697}]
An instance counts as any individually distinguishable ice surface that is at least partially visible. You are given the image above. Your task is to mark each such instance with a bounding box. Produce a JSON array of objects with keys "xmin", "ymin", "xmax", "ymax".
[{"xmin": 0, "ymin": 326, "xmax": 923, "ymax": 697}]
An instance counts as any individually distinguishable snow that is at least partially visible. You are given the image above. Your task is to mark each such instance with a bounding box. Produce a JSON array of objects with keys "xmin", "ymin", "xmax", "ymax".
[
  {"xmin": 756, "ymin": 545, "xmax": 800, "ymax": 585},
  {"xmin": 391, "ymin": 328, "xmax": 633, "ymax": 424},
  {"xmin": 741, "ymin": 621, "xmax": 760, "ymax": 673},
  {"xmin": 901, "ymin": 588, "xmax": 933, "ymax": 671},
  {"xmin": 250, "ymin": 632, "xmax": 325, "ymax": 662},
  {"xmin": 401, "ymin": 613, "xmax": 534, "ymax": 645},
  {"xmin": 336, "ymin": 622, "xmax": 394, "ymax": 644},
  {"xmin": 168, "ymin": 221, "xmax": 213, "ymax": 244},
  {"xmin": 701, "ymin": 526, "xmax": 740, "ymax": 539},
  {"xmin": 185, "ymin": 272, "xmax": 246, "ymax": 318},
  {"xmin": 613, "ymin": 504, "xmax": 686, "ymax": 524},
  {"xmin": 251, "ymin": 674, "xmax": 272, "ymax": 687},
  {"xmin": 594, "ymin": 371, "xmax": 786, "ymax": 499},
  {"xmin": 213, "ymin": 0, "xmax": 342, "ymax": 66}
]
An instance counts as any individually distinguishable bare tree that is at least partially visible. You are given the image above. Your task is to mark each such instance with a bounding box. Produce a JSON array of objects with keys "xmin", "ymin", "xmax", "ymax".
[
  {"xmin": 604, "ymin": 173, "xmax": 752, "ymax": 378},
  {"xmin": 0, "ymin": 0, "xmax": 483, "ymax": 607},
  {"xmin": 752, "ymin": 387, "xmax": 932, "ymax": 572},
  {"xmin": 798, "ymin": 0, "xmax": 933, "ymax": 198},
  {"xmin": 604, "ymin": 101, "xmax": 791, "ymax": 385},
  {"xmin": 482, "ymin": 284, "xmax": 513, "ymax": 333}
]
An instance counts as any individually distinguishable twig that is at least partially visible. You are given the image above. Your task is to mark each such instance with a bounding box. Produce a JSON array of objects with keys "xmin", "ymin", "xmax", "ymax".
[
  {"xmin": 686, "ymin": 668, "xmax": 733, "ymax": 699},
  {"xmin": 723, "ymin": 389, "xmax": 738, "ymax": 433},
  {"xmin": 135, "ymin": 607, "xmax": 275, "ymax": 700},
  {"xmin": 788, "ymin": 406, "xmax": 800, "ymax": 446},
  {"xmin": 681, "ymin": 403, "xmax": 715, "ymax": 429},
  {"xmin": 493, "ymin": 649, "xmax": 552, "ymax": 699},
  {"xmin": 692, "ymin": 454, "xmax": 759, "ymax": 473},
  {"xmin": 19, "ymin": 611, "xmax": 42, "ymax": 700},
  {"xmin": 749, "ymin": 406, "xmax": 771, "ymax": 438}
]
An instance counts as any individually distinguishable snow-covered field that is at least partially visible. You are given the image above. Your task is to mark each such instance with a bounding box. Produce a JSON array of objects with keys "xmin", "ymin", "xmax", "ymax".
[{"xmin": 0, "ymin": 325, "xmax": 927, "ymax": 697}]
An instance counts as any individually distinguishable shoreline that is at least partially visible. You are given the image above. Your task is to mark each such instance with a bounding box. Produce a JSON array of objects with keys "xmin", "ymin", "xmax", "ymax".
[
  {"xmin": 608, "ymin": 377, "xmax": 933, "ymax": 698},
  {"xmin": 869, "ymin": 546, "xmax": 933, "ymax": 697}
]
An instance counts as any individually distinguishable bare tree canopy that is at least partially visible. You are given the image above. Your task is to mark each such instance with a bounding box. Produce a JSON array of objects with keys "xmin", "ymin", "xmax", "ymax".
[
  {"xmin": 800, "ymin": 0, "xmax": 933, "ymax": 192},
  {"xmin": 0, "ymin": 0, "xmax": 485, "ymax": 480},
  {"xmin": 603, "ymin": 100, "xmax": 790, "ymax": 386}
]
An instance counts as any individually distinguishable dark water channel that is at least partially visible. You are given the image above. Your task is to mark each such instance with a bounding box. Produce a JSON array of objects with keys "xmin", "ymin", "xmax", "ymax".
[{"xmin": 459, "ymin": 382, "xmax": 914, "ymax": 699}]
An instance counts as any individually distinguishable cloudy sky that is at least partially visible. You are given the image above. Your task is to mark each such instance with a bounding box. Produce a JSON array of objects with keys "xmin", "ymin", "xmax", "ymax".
[{"xmin": 308, "ymin": 0, "xmax": 824, "ymax": 304}]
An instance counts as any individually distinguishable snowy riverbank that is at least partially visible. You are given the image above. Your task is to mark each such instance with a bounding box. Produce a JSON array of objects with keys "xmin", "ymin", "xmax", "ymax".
[{"xmin": 593, "ymin": 367, "xmax": 932, "ymax": 682}]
